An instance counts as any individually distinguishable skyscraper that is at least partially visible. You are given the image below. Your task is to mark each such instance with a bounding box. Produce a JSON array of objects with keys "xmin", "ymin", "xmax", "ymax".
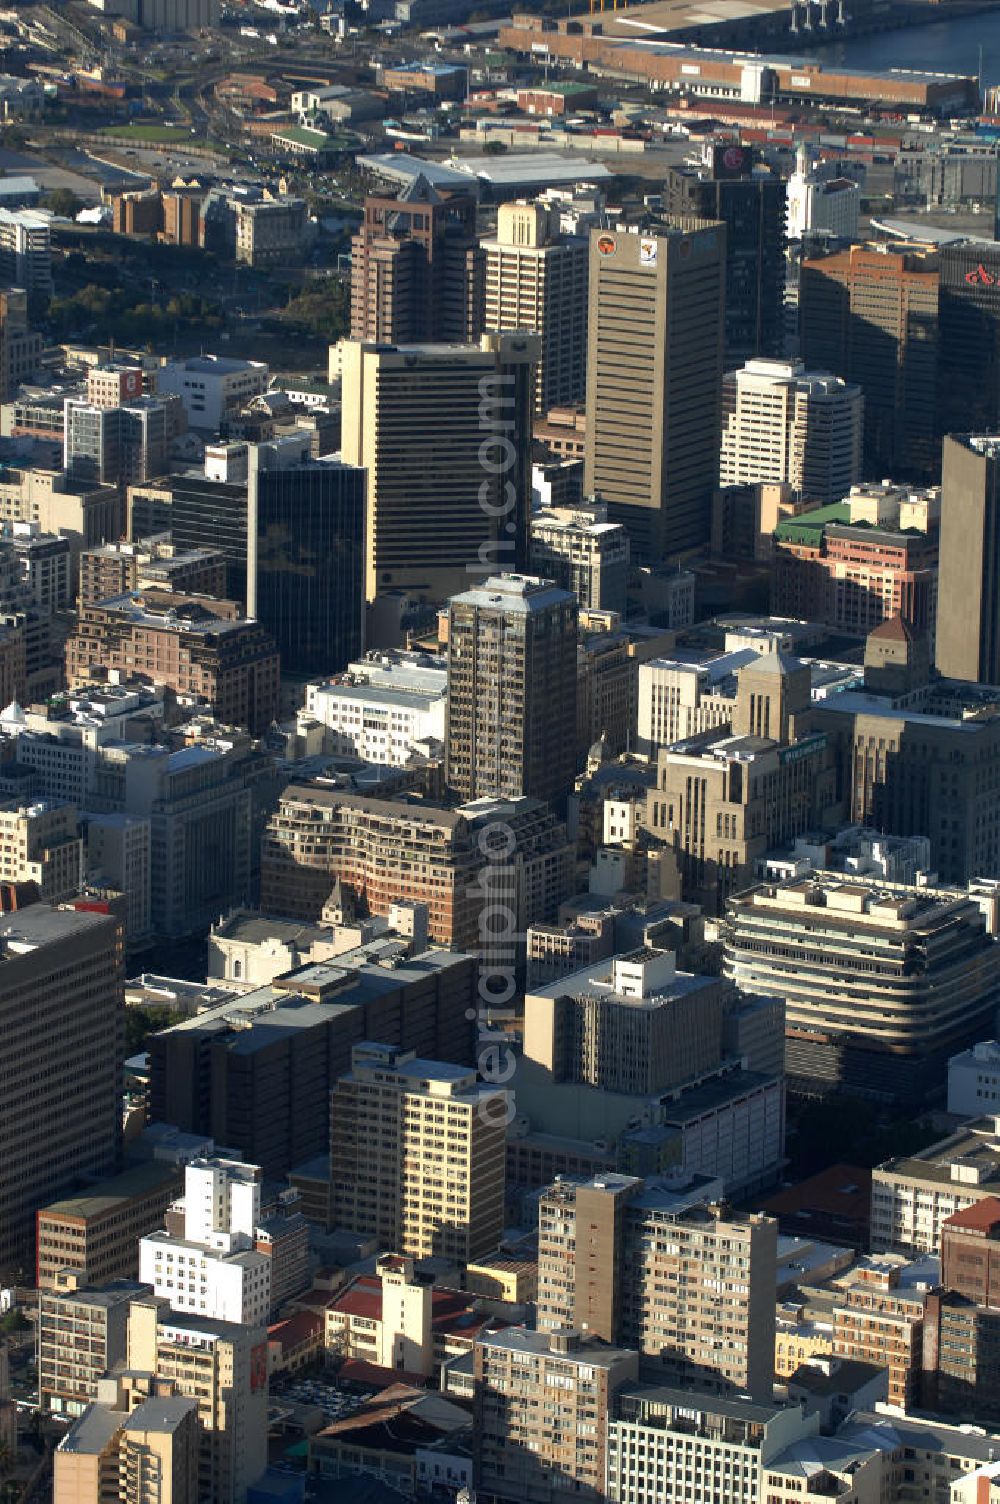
[
  {"xmin": 482, "ymin": 198, "xmax": 589, "ymax": 413},
  {"xmin": 799, "ymin": 243, "xmax": 940, "ymax": 481},
  {"xmin": 936, "ymin": 433, "xmax": 1000, "ymax": 684},
  {"xmin": 939, "ymin": 240, "xmax": 1000, "ymax": 438},
  {"xmin": 584, "ymin": 220, "xmax": 725, "ymax": 561},
  {"xmin": 0, "ymin": 902, "xmax": 123, "ymax": 1278},
  {"xmin": 340, "ymin": 334, "xmax": 538, "ymax": 601},
  {"xmin": 350, "ymin": 177, "xmax": 483, "ymax": 344},
  {"xmin": 169, "ymin": 436, "xmax": 366, "ymax": 677},
  {"xmin": 720, "ymin": 358, "xmax": 863, "ymax": 503},
  {"xmin": 666, "ymin": 144, "xmax": 784, "ymax": 365},
  {"xmin": 445, "ymin": 573, "xmax": 578, "ymax": 805}
]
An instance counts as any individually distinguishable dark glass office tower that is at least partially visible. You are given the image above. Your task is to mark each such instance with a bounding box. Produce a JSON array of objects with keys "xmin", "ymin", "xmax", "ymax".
[
  {"xmin": 170, "ymin": 471, "xmax": 250, "ymax": 603},
  {"xmin": 666, "ymin": 145, "xmax": 784, "ymax": 367},
  {"xmin": 250, "ymin": 456, "xmax": 365, "ymax": 677},
  {"xmin": 939, "ymin": 241, "xmax": 1000, "ymax": 439},
  {"xmin": 170, "ymin": 447, "xmax": 365, "ymax": 677}
]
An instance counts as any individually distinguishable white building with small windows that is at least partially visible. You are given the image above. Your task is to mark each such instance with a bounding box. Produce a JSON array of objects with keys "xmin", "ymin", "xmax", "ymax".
[
  {"xmin": 948, "ymin": 1040, "xmax": 1000, "ymax": 1118},
  {"xmin": 139, "ymin": 1158, "xmax": 270, "ymax": 1326},
  {"xmin": 302, "ymin": 651, "xmax": 447, "ymax": 765},
  {"xmin": 157, "ymin": 355, "xmax": 269, "ymax": 431}
]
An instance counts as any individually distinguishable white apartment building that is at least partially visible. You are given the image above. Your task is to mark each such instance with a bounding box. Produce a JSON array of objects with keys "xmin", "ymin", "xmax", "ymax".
[
  {"xmin": 303, "ymin": 651, "xmax": 447, "ymax": 765},
  {"xmin": 870, "ymin": 1116, "xmax": 1000, "ymax": 1255},
  {"xmin": 948, "ymin": 1040, "xmax": 1000, "ymax": 1117},
  {"xmin": 157, "ymin": 355, "xmax": 269, "ymax": 431},
  {"xmin": 138, "ymin": 1159, "xmax": 270, "ymax": 1326},
  {"xmin": 720, "ymin": 358, "xmax": 863, "ymax": 504}
]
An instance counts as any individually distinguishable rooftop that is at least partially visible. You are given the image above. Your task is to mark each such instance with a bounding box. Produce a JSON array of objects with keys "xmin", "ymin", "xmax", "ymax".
[
  {"xmin": 124, "ymin": 1396, "xmax": 197, "ymax": 1435},
  {"xmin": 617, "ymin": 1381, "xmax": 785, "ymax": 1425},
  {"xmin": 58, "ymin": 1403, "xmax": 124, "ymax": 1457},
  {"xmin": 38, "ymin": 1160, "xmax": 180, "ymax": 1223},
  {"xmin": 478, "ymin": 1327, "xmax": 636, "ymax": 1366}
]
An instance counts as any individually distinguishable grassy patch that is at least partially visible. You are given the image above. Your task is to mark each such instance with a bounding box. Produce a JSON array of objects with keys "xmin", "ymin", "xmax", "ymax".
[{"xmin": 99, "ymin": 123, "xmax": 194, "ymax": 143}]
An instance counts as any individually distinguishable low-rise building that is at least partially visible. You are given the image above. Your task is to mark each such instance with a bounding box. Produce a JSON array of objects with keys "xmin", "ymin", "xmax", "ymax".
[
  {"xmin": 65, "ymin": 590, "xmax": 280, "ymax": 734},
  {"xmin": 325, "ymin": 1254, "xmax": 503, "ymax": 1378},
  {"xmin": 36, "ymin": 1160, "xmax": 185, "ymax": 1290},
  {"xmin": 303, "ymin": 651, "xmax": 447, "ymax": 766},
  {"xmin": 157, "ymin": 356, "xmax": 269, "ymax": 433},
  {"xmin": 948, "ymin": 1040, "xmax": 1000, "ymax": 1118}
]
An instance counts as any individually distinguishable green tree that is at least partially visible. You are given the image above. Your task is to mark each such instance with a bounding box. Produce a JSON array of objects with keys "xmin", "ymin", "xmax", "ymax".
[
  {"xmin": 42, "ymin": 188, "xmax": 83, "ymax": 219},
  {"xmin": 124, "ymin": 1005, "xmax": 185, "ymax": 1057}
]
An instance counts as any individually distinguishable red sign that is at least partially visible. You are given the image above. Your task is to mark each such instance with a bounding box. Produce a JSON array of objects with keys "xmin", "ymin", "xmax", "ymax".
[
  {"xmin": 596, "ymin": 234, "xmax": 616, "ymax": 256},
  {"xmin": 965, "ymin": 263, "xmax": 997, "ymax": 286}
]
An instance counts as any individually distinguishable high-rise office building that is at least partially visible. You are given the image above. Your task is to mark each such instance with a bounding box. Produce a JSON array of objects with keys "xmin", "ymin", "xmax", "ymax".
[
  {"xmin": 0, "ymin": 903, "xmax": 123, "ymax": 1279},
  {"xmin": 584, "ymin": 220, "xmax": 724, "ymax": 561},
  {"xmin": 939, "ymin": 240, "xmax": 1000, "ymax": 438},
  {"xmin": 350, "ymin": 177, "xmax": 483, "ymax": 344},
  {"xmin": 936, "ymin": 433, "xmax": 1000, "ymax": 684},
  {"xmin": 719, "ymin": 358, "xmax": 863, "ymax": 503},
  {"xmin": 340, "ymin": 334, "xmax": 538, "ymax": 601},
  {"xmin": 723, "ymin": 874, "xmax": 1000, "ymax": 1101},
  {"xmin": 536, "ymin": 1174, "xmax": 778, "ymax": 1399},
  {"xmin": 666, "ymin": 144, "xmax": 785, "ymax": 365},
  {"xmin": 330, "ymin": 1042, "xmax": 507, "ymax": 1263},
  {"xmin": 168, "ymin": 436, "xmax": 366, "ymax": 678},
  {"xmin": 799, "ymin": 244, "xmax": 940, "ymax": 480},
  {"xmin": 482, "ymin": 198, "xmax": 589, "ymax": 413},
  {"xmin": 445, "ymin": 573, "xmax": 578, "ymax": 805}
]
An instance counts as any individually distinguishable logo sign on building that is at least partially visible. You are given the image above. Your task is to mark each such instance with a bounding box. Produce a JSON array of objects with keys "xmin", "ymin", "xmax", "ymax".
[
  {"xmin": 791, "ymin": 74, "xmax": 812, "ymax": 87},
  {"xmin": 639, "ymin": 237, "xmax": 657, "ymax": 267},
  {"xmin": 965, "ymin": 263, "xmax": 998, "ymax": 286},
  {"xmin": 596, "ymin": 234, "xmax": 617, "ymax": 256},
  {"xmin": 778, "ymin": 733, "xmax": 827, "ymax": 766}
]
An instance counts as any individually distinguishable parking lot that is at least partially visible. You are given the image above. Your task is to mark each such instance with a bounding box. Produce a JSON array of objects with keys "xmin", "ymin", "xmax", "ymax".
[{"xmin": 273, "ymin": 1374, "xmax": 369, "ymax": 1424}]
